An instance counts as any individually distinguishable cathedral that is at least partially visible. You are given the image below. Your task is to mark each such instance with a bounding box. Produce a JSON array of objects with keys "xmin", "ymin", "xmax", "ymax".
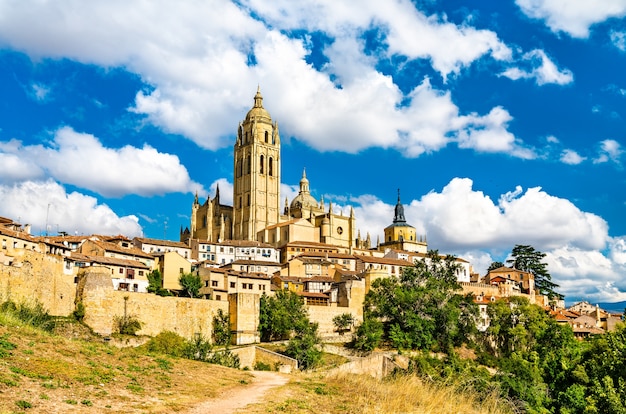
[{"xmin": 181, "ymin": 88, "xmax": 365, "ymax": 251}]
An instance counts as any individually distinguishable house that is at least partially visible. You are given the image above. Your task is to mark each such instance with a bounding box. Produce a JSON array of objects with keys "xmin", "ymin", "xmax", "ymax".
[
  {"xmin": 72, "ymin": 253, "xmax": 150, "ymax": 292},
  {"xmin": 220, "ymin": 259, "xmax": 281, "ymax": 276},
  {"xmin": 151, "ymin": 251, "xmax": 192, "ymax": 291},
  {"xmin": 133, "ymin": 237, "xmax": 191, "ymax": 260},
  {"xmin": 79, "ymin": 239, "xmax": 154, "ymax": 268}
]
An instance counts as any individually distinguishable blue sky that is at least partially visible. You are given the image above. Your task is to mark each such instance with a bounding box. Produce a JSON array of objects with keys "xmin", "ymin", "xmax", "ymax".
[{"xmin": 0, "ymin": 0, "xmax": 625, "ymax": 304}]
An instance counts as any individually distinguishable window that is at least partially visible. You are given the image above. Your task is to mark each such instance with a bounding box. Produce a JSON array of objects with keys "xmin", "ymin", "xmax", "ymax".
[
  {"xmin": 138, "ymin": 271, "xmax": 144, "ymax": 276},
  {"xmin": 211, "ymin": 280, "xmax": 218, "ymax": 287},
  {"xmin": 265, "ymin": 131, "xmax": 269, "ymax": 143},
  {"xmin": 119, "ymin": 268, "xmax": 124, "ymax": 274},
  {"xmin": 230, "ymin": 282, "xmax": 236, "ymax": 288},
  {"xmin": 180, "ymin": 268, "xmax": 184, "ymax": 274},
  {"xmin": 246, "ymin": 155, "xmax": 251, "ymax": 174},
  {"xmin": 205, "ymin": 281, "xmax": 209, "ymax": 287},
  {"xmin": 269, "ymin": 157, "xmax": 273, "ymax": 176},
  {"xmin": 216, "ymin": 295, "xmax": 221, "ymax": 301},
  {"xmin": 260, "ymin": 155, "xmax": 264, "ymax": 174}
]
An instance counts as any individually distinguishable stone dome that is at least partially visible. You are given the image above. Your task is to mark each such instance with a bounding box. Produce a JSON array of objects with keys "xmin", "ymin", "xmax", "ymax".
[
  {"xmin": 290, "ymin": 170, "xmax": 319, "ymax": 210},
  {"xmin": 245, "ymin": 87, "xmax": 271, "ymax": 122}
]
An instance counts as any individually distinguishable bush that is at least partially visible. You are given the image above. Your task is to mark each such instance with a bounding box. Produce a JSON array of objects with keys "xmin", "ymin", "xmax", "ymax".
[
  {"xmin": 114, "ymin": 315, "xmax": 142, "ymax": 336},
  {"xmin": 0, "ymin": 300, "xmax": 56, "ymax": 332},
  {"xmin": 183, "ymin": 334, "xmax": 212, "ymax": 361},
  {"xmin": 208, "ymin": 349, "xmax": 240, "ymax": 369},
  {"xmin": 146, "ymin": 331, "xmax": 187, "ymax": 357},
  {"xmin": 350, "ymin": 317, "xmax": 383, "ymax": 352},
  {"xmin": 284, "ymin": 323, "xmax": 322, "ymax": 370},
  {"xmin": 254, "ymin": 361, "xmax": 272, "ymax": 371},
  {"xmin": 72, "ymin": 302, "xmax": 85, "ymax": 322}
]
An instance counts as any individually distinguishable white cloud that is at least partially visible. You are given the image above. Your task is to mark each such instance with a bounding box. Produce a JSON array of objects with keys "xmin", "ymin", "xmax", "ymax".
[
  {"xmin": 0, "ymin": 126, "xmax": 204, "ymax": 198},
  {"xmin": 560, "ymin": 149, "xmax": 586, "ymax": 165},
  {"xmin": 30, "ymin": 83, "xmax": 52, "ymax": 102},
  {"xmin": 500, "ymin": 49, "xmax": 573, "ymax": 86},
  {"xmin": 0, "ymin": 0, "xmax": 528, "ymax": 159},
  {"xmin": 0, "ymin": 180, "xmax": 142, "ymax": 237},
  {"xmin": 349, "ymin": 177, "xmax": 618, "ymax": 302},
  {"xmin": 593, "ymin": 139, "xmax": 623, "ymax": 164},
  {"xmin": 611, "ymin": 30, "xmax": 626, "ymax": 51},
  {"xmin": 516, "ymin": 0, "xmax": 626, "ymax": 38}
]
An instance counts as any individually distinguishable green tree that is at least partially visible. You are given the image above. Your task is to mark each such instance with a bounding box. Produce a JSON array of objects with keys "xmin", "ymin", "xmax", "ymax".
[
  {"xmin": 507, "ymin": 244, "xmax": 561, "ymax": 299},
  {"xmin": 147, "ymin": 270, "xmax": 172, "ymax": 296},
  {"xmin": 284, "ymin": 323, "xmax": 322, "ymax": 370},
  {"xmin": 212, "ymin": 308, "xmax": 231, "ymax": 346},
  {"xmin": 258, "ymin": 290, "xmax": 309, "ymax": 341},
  {"xmin": 362, "ymin": 250, "xmax": 477, "ymax": 352},
  {"xmin": 351, "ymin": 317, "xmax": 383, "ymax": 352},
  {"xmin": 332, "ymin": 313, "xmax": 354, "ymax": 335},
  {"xmin": 178, "ymin": 272, "xmax": 201, "ymax": 298},
  {"xmin": 487, "ymin": 261, "xmax": 504, "ymax": 272}
]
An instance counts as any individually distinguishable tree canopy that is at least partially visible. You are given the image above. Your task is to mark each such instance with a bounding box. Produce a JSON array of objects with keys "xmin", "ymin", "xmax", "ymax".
[
  {"xmin": 506, "ymin": 244, "xmax": 561, "ymax": 299},
  {"xmin": 357, "ymin": 250, "xmax": 478, "ymax": 352},
  {"xmin": 178, "ymin": 272, "xmax": 201, "ymax": 298}
]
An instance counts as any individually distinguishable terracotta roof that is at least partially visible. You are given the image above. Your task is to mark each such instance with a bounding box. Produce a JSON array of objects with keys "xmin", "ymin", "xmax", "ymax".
[
  {"xmin": 296, "ymin": 291, "xmax": 329, "ymax": 298},
  {"xmin": 355, "ymin": 255, "xmax": 413, "ymax": 266},
  {"xmin": 71, "ymin": 253, "xmax": 149, "ymax": 269},
  {"xmin": 284, "ymin": 240, "xmax": 340, "ymax": 249},
  {"xmin": 295, "ymin": 251, "xmax": 355, "ymax": 260},
  {"xmin": 306, "ymin": 276, "xmax": 335, "ymax": 282},
  {"xmin": 83, "ymin": 239, "xmax": 153, "ymax": 259},
  {"xmin": 229, "ymin": 259, "xmax": 281, "ymax": 266},
  {"xmin": 0, "ymin": 227, "xmax": 38, "ymax": 242},
  {"xmin": 134, "ymin": 237, "xmax": 189, "ymax": 249}
]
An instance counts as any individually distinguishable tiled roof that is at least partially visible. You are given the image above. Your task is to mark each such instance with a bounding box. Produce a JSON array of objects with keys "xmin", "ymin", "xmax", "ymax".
[
  {"xmin": 355, "ymin": 255, "xmax": 413, "ymax": 266},
  {"xmin": 134, "ymin": 237, "xmax": 189, "ymax": 249},
  {"xmin": 71, "ymin": 253, "xmax": 149, "ymax": 269}
]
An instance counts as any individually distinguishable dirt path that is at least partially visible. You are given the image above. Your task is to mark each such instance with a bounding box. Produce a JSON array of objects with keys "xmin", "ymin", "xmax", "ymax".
[{"xmin": 183, "ymin": 370, "xmax": 289, "ymax": 414}]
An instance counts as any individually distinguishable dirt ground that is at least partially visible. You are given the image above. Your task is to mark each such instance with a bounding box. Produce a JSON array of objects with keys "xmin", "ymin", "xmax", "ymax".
[{"xmin": 182, "ymin": 370, "xmax": 290, "ymax": 414}]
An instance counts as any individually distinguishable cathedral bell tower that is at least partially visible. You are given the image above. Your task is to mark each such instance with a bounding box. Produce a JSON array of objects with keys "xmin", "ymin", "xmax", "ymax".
[{"xmin": 233, "ymin": 87, "xmax": 281, "ymax": 240}]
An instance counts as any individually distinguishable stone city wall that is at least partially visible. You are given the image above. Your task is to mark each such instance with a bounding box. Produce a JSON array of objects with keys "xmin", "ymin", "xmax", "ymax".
[
  {"xmin": 79, "ymin": 271, "xmax": 229, "ymax": 339},
  {"xmin": 307, "ymin": 305, "xmax": 363, "ymax": 339},
  {"xmin": 0, "ymin": 251, "xmax": 76, "ymax": 316}
]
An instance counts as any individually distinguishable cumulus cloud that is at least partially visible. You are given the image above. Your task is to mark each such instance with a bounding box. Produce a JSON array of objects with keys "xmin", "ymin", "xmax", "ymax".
[
  {"xmin": 593, "ymin": 139, "xmax": 623, "ymax": 165},
  {"xmin": 500, "ymin": 49, "xmax": 573, "ymax": 86},
  {"xmin": 0, "ymin": 126, "xmax": 204, "ymax": 197},
  {"xmin": 516, "ymin": 0, "xmax": 626, "ymax": 38},
  {"xmin": 560, "ymin": 149, "xmax": 586, "ymax": 165},
  {"xmin": 348, "ymin": 177, "xmax": 618, "ymax": 301},
  {"xmin": 0, "ymin": 180, "xmax": 142, "ymax": 237},
  {"xmin": 0, "ymin": 0, "xmax": 531, "ymax": 159}
]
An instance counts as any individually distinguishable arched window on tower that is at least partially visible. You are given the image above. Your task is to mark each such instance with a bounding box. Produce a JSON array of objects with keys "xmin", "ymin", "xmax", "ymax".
[
  {"xmin": 236, "ymin": 160, "xmax": 242, "ymax": 178},
  {"xmin": 269, "ymin": 157, "xmax": 273, "ymax": 176},
  {"xmin": 246, "ymin": 155, "xmax": 251, "ymax": 174},
  {"xmin": 260, "ymin": 155, "xmax": 264, "ymax": 174},
  {"xmin": 265, "ymin": 131, "xmax": 269, "ymax": 143},
  {"xmin": 247, "ymin": 194, "xmax": 250, "ymax": 206}
]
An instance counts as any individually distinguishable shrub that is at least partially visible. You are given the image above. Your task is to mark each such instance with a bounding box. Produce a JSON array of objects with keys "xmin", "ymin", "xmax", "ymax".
[
  {"xmin": 0, "ymin": 300, "xmax": 56, "ymax": 332},
  {"xmin": 114, "ymin": 315, "xmax": 142, "ymax": 336},
  {"xmin": 146, "ymin": 331, "xmax": 187, "ymax": 357},
  {"xmin": 72, "ymin": 302, "xmax": 85, "ymax": 322},
  {"xmin": 183, "ymin": 334, "xmax": 212, "ymax": 361}
]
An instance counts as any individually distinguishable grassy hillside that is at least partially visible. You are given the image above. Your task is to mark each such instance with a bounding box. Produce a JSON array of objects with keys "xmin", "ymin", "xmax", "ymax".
[{"xmin": 0, "ymin": 311, "xmax": 513, "ymax": 413}]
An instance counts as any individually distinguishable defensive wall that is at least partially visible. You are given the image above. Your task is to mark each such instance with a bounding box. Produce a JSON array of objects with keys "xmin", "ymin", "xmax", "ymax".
[
  {"xmin": 228, "ymin": 345, "xmax": 298, "ymax": 373},
  {"xmin": 325, "ymin": 352, "xmax": 405, "ymax": 379},
  {"xmin": 0, "ymin": 251, "xmax": 76, "ymax": 316},
  {"xmin": 307, "ymin": 304, "xmax": 363, "ymax": 339}
]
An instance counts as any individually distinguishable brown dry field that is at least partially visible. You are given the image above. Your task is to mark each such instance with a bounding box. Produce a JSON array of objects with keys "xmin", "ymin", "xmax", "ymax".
[{"xmin": 0, "ymin": 319, "xmax": 512, "ymax": 414}]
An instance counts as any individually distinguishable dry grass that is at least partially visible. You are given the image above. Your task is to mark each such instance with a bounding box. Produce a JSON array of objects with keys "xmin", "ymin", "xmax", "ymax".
[
  {"xmin": 0, "ymin": 314, "xmax": 515, "ymax": 414},
  {"xmin": 0, "ymin": 317, "xmax": 252, "ymax": 413},
  {"xmin": 244, "ymin": 371, "xmax": 515, "ymax": 414}
]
